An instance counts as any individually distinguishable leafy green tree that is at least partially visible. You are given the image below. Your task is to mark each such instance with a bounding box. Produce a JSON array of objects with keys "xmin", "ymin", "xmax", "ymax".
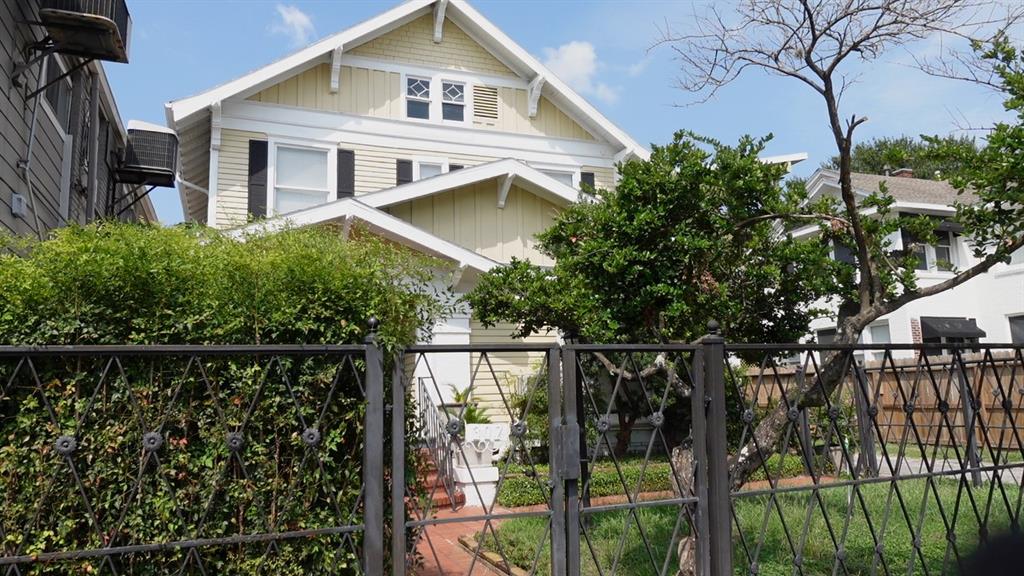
[
  {"xmin": 658, "ymin": 1, "xmax": 1023, "ymax": 488},
  {"xmin": 469, "ymin": 133, "xmax": 842, "ymax": 455},
  {"xmin": 823, "ymin": 134, "xmax": 978, "ymax": 179}
]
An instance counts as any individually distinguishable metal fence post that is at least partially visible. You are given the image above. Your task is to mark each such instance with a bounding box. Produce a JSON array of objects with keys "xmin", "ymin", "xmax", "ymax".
[
  {"xmin": 391, "ymin": 350, "xmax": 407, "ymax": 576},
  {"xmin": 548, "ymin": 347, "xmax": 567, "ymax": 576},
  {"xmin": 691, "ymin": 340, "xmax": 711, "ymax": 574},
  {"xmin": 363, "ymin": 319, "xmax": 384, "ymax": 576},
  {"xmin": 956, "ymin": 354, "xmax": 982, "ymax": 487},
  {"xmin": 702, "ymin": 322, "xmax": 733, "ymax": 576},
  {"xmin": 561, "ymin": 346, "xmax": 582, "ymax": 576}
]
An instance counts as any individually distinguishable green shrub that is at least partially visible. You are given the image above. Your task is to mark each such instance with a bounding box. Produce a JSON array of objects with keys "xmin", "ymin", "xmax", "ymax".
[{"xmin": 0, "ymin": 223, "xmax": 450, "ymax": 574}]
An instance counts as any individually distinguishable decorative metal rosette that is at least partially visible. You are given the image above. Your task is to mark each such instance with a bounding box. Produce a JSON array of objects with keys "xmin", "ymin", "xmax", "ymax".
[
  {"xmin": 302, "ymin": 427, "xmax": 321, "ymax": 447},
  {"xmin": 55, "ymin": 435, "xmax": 77, "ymax": 456},
  {"xmin": 226, "ymin": 431, "xmax": 246, "ymax": 452},
  {"xmin": 142, "ymin": 432, "xmax": 164, "ymax": 452}
]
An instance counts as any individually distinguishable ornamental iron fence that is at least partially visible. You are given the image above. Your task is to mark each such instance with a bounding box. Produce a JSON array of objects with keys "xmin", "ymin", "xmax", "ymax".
[{"xmin": 2, "ymin": 329, "xmax": 1023, "ymax": 576}]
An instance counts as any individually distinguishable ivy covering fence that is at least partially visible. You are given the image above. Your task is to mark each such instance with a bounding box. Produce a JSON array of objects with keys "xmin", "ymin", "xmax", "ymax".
[{"xmin": 0, "ymin": 223, "xmax": 449, "ymax": 574}]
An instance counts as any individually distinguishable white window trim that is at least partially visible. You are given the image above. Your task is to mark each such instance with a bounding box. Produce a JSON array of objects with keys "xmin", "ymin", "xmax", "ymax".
[
  {"xmin": 401, "ymin": 71, "xmax": 474, "ymax": 127},
  {"xmin": 39, "ymin": 55, "xmax": 72, "ymax": 138},
  {"xmin": 412, "ymin": 156, "xmax": 449, "ymax": 181},
  {"xmin": 1008, "ymin": 314, "xmax": 1024, "ymax": 344},
  {"xmin": 531, "ymin": 162, "xmax": 581, "ymax": 188},
  {"xmin": 439, "ymin": 79, "xmax": 470, "ymax": 126},
  {"xmin": 405, "ymin": 74, "xmax": 432, "ymax": 122},
  {"xmin": 267, "ymin": 138, "xmax": 337, "ymax": 216}
]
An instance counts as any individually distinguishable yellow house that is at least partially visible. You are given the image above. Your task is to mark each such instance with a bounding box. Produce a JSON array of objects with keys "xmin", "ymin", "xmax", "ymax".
[{"xmin": 164, "ymin": 0, "xmax": 648, "ymax": 415}]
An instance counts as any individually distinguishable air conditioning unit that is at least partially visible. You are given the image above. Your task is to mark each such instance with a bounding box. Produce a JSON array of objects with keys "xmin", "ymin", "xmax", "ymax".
[
  {"xmin": 38, "ymin": 0, "xmax": 132, "ymax": 63},
  {"xmin": 117, "ymin": 120, "xmax": 178, "ymax": 188}
]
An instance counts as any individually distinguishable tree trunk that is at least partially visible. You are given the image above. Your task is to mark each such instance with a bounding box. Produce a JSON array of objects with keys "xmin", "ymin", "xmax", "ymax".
[
  {"xmin": 671, "ymin": 445, "xmax": 696, "ymax": 576},
  {"xmin": 615, "ymin": 412, "xmax": 637, "ymax": 458}
]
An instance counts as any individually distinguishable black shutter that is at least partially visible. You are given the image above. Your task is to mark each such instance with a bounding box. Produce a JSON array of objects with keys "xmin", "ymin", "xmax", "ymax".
[
  {"xmin": 580, "ymin": 171, "xmax": 595, "ymax": 190},
  {"xmin": 396, "ymin": 159, "xmax": 413, "ymax": 185},
  {"xmin": 449, "ymin": 164, "xmax": 464, "ymax": 171},
  {"xmin": 247, "ymin": 140, "xmax": 268, "ymax": 217},
  {"xmin": 337, "ymin": 149, "xmax": 355, "ymax": 198}
]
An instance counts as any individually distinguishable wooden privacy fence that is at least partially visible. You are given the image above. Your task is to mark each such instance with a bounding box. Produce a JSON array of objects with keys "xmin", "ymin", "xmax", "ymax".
[{"xmin": 747, "ymin": 351, "xmax": 1024, "ymax": 452}]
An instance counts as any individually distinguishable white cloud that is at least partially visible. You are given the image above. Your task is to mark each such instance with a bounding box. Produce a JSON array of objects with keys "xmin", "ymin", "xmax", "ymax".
[
  {"xmin": 542, "ymin": 41, "xmax": 619, "ymax": 104},
  {"xmin": 270, "ymin": 4, "xmax": 315, "ymax": 48},
  {"xmin": 627, "ymin": 57, "xmax": 651, "ymax": 77}
]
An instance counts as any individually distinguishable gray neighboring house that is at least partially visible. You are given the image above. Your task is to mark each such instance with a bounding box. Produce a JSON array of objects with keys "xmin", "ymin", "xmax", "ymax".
[{"xmin": 1, "ymin": 0, "xmax": 156, "ymax": 238}]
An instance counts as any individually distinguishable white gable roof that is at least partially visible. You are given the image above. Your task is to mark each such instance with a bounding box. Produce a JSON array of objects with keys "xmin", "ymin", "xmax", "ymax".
[
  {"xmin": 232, "ymin": 198, "xmax": 499, "ymax": 273},
  {"xmin": 360, "ymin": 158, "xmax": 586, "ymax": 208},
  {"xmin": 165, "ymin": 0, "xmax": 647, "ymax": 159}
]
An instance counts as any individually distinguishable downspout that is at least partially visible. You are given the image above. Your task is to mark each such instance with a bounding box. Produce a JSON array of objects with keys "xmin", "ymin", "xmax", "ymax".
[{"xmin": 21, "ymin": 55, "xmax": 48, "ymax": 240}]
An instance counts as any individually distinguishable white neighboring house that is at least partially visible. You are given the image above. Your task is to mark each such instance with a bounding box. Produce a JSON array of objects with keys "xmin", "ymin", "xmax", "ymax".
[
  {"xmin": 801, "ymin": 168, "xmax": 1024, "ymax": 361},
  {"xmin": 164, "ymin": 0, "xmax": 651, "ymax": 418}
]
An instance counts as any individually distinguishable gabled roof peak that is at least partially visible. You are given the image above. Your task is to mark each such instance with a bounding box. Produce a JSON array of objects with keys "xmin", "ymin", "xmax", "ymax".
[{"xmin": 165, "ymin": 0, "xmax": 647, "ymax": 159}]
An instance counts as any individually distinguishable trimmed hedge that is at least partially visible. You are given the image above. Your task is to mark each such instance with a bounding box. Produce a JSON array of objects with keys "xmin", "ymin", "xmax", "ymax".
[
  {"xmin": 0, "ymin": 223, "xmax": 448, "ymax": 574},
  {"xmin": 497, "ymin": 453, "xmax": 823, "ymax": 508}
]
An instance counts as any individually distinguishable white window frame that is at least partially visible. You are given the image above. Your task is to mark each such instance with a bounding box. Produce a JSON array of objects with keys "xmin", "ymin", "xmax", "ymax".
[
  {"xmin": 401, "ymin": 72, "xmax": 473, "ymax": 126},
  {"xmin": 1009, "ymin": 314, "xmax": 1024, "ymax": 345},
  {"xmin": 40, "ymin": 55, "xmax": 73, "ymax": 137},
  {"xmin": 404, "ymin": 75, "xmax": 432, "ymax": 122},
  {"xmin": 412, "ymin": 156, "xmax": 450, "ymax": 181},
  {"xmin": 267, "ymin": 139, "xmax": 337, "ymax": 217},
  {"xmin": 532, "ymin": 162, "xmax": 581, "ymax": 189},
  {"xmin": 440, "ymin": 79, "xmax": 467, "ymax": 125}
]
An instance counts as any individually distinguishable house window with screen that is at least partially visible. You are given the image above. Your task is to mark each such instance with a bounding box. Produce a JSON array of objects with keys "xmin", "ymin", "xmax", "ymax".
[
  {"xmin": 541, "ymin": 170, "xmax": 574, "ymax": 187},
  {"xmin": 406, "ymin": 76, "xmax": 431, "ymax": 120},
  {"xmin": 907, "ymin": 229, "xmax": 955, "ymax": 271},
  {"xmin": 418, "ymin": 163, "xmax": 444, "ymax": 180},
  {"xmin": 44, "ymin": 58, "xmax": 72, "ymax": 133},
  {"xmin": 274, "ymin": 146, "xmax": 329, "ymax": 214},
  {"xmin": 441, "ymin": 81, "xmax": 465, "ymax": 122},
  {"xmin": 1011, "ymin": 316, "xmax": 1024, "ymax": 344}
]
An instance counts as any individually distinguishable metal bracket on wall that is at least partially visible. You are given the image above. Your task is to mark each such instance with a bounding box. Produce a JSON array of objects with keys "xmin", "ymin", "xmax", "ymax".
[{"xmin": 11, "ymin": 38, "xmax": 58, "ymax": 88}]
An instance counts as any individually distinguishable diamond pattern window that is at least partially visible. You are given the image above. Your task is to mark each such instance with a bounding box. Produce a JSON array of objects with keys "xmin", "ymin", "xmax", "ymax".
[
  {"xmin": 407, "ymin": 76, "xmax": 431, "ymax": 120},
  {"xmin": 442, "ymin": 81, "xmax": 465, "ymax": 122}
]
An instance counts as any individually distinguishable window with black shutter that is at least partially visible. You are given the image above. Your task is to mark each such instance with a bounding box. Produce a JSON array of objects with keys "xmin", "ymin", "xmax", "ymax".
[
  {"xmin": 581, "ymin": 171, "xmax": 595, "ymax": 190},
  {"xmin": 247, "ymin": 140, "xmax": 268, "ymax": 218},
  {"xmin": 396, "ymin": 159, "xmax": 413, "ymax": 185},
  {"xmin": 337, "ymin": 149, "xmax": 355, "ymax": 198}
]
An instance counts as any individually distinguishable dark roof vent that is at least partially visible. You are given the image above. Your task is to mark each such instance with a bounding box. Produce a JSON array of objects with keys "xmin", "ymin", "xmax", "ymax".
[
  {"xmin": 38, "ymin": 0, "xmax": 132, "ymax": 63},
  {"xmin": 118, "ymin": 121, "xmax": 178, "ymax": 188}
]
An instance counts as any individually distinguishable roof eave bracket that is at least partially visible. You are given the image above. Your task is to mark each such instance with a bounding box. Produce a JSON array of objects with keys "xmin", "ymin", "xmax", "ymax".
[
  {"xmin": 527, "ymin": 75, "xmax": 545, "ymax": 119},
  {"xmin": 433, "ymin": 0, "xmax": 448, "ymax": 44},
  {"xmin": 330, "ymin": 46, "xmax": 345, "ymax": 93},
  {"xmin": 497, "ymin": 173, "xmax": 515, "ymax": 209}
]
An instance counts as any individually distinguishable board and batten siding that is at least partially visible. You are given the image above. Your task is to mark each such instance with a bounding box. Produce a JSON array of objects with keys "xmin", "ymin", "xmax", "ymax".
[
  {"xmin": 468, "ymin": 320, "xmax": 557, "ymax": 424},
  {"xmin": 350, "ymin": 14, "xmax": 515, "ymax": 78},
  {"xmin": 215, "ymin": 128, "xmax": 265, "ymax": 228},
  {"xmin": 385, "ymin": 182, "xmax": 559, "ymax": 266},
  {"xmin": 247, "ymin": 64, "xmax": 595, "ymax": 142}
]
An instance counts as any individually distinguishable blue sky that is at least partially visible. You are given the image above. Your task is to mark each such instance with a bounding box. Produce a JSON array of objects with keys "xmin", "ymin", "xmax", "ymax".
[{"xmin": 105, "ymin": 0, "xmax": 1011, "ymax": 224}]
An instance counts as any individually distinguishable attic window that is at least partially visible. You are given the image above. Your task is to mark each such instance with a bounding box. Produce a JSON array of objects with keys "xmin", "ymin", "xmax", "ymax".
[
  {"xmin": 406, "ymin": 76, "xmax": 430, "ymax": 120},
  {"xmin": 442, "ymin": 81, "xmax": 465, "ymax": 122},
  {"xmin": 473, "ymin": 85, "xmax": 499, "ymax": 124}
]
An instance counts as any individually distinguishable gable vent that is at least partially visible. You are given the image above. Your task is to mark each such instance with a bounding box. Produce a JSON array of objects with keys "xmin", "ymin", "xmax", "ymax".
[{"xmin": 473, "ymin": 85, "xmax": 499, "ymax": 125}]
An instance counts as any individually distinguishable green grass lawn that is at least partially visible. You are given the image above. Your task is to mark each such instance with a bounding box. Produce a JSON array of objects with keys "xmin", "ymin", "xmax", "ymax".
[
  {"xmin": 480, "ymin": 478, "xmax": 1018, "ymax": 575},
  {"xmin": 882, "ymin": 442, "xmax": 1024, "ymax": 464}
]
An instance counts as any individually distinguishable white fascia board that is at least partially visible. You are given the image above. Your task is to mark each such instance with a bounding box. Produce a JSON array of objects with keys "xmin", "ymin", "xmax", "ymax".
[
  {"xmin": 447, "ymin": 0, "xmax": 648, "ymax": 158},
  {"xmin": 358, "ymin": 158, "xmax": 582, "ymax": 209},
  {"xmin": 760, "ymin": 152, "xmax": 808, "ymax": 166},
  {"xmin": 166, "ymin": 0, "xmax": 433, "ymax": 127},
  {"xmin": 220, "ymin": 100, "xmax": 619, "ymax": 166},
  {"xmin": 231, "ymin": 198, "xmax": 498, "ymax": 273},
  {"xmin": 892, "ymin": 202, "xmax": 956, "ymax": 215}
]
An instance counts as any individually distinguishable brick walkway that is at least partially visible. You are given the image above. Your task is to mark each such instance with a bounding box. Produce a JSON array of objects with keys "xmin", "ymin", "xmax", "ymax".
[{"xmin": 411, "ymin": 506, "xmax": 507, "ymax": 576}]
